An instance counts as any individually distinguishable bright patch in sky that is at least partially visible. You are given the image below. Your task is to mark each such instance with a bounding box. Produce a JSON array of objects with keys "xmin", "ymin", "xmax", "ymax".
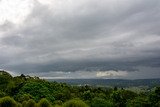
[
  {"xmin": 37, "ymin": 0, "xmax": 54, "ymax": 5},
  {"xmin": 0, "ymin": 0, "xmax": 33, "ymax": 24},
  {"xmin": 96, "ymin": 71, "xmax": 128, "ymax": 78}
]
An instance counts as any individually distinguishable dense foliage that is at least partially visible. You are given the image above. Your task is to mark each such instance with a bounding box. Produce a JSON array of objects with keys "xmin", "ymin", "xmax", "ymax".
[{"xmin": 0, "ymin": 70, "xmax": 160, "ymax": 107}]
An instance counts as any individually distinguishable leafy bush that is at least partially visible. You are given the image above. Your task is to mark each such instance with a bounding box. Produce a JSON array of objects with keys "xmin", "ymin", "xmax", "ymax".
[
  {"xmin": 149, "ymin": 86, "xmax": 160, "ymax": 105},
  {"xmin": 82, "ymin": 90, "xmax": 93, "ymax": 101},
  {"xmin": 127, "ymin": 97, "xmax": 151, "ymax": 107},
  {"xmin": 0, "ymin": 91, "xmax": 6, "ymax": 98},
  {"xmin": 17, "ymin": 82, "xmax": 55, "ymax": 102},
  {"xmin": 0, "ymin": 96, "xmax": 17, "ymax": 107},
  {"xmin": 53, "ymin": 100, "xmax": 63, "ymax": 105},
  {"xmin": 0, "ymin": 71, "xmax": 13, "ymax": 92},
  {"xmin": 17, "ymin": 103, "xmax": 22, "ymax": 107},
  {"xmin": 63, "ymin": 99, "xmax": 88, "ymax": 107},
  {"xmin": 91, "ymin": 97, "xmax": 114, "ymax": 107},
  {"xmin": 111, "ymin": 90, "xmax": 137, "ymax": 107},
  {"xmin": 22, "ymin": 101, "xmax": 27, "ymax": 107},
  {"xmin": 15, "ymin": 94, "xmax": 33, "ymax": 103},
  {"xmin": 24, "ymin": 99, "xmax": 36, "ymax": 107},
  {"xmin": 155, "ymin": 101, "xmax": 160, "ymax": 107},
  {"xmin": 54, "ymin": 104, "xmax": 62, "ymax": 107},
  {"xmin": 37, "ymin": 98, "xmax": 52, "ymax": 107}
]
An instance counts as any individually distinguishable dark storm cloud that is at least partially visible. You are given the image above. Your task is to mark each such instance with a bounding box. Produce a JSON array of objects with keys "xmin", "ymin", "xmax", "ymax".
[{"xmin": 0, "ymin": 0, "xmax": 160, "ymax": 78}]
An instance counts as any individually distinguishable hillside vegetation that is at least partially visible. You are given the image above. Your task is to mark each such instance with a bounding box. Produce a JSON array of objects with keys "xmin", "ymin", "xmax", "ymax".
[{"xmin": 0, "ymin": 70, "xmax": 160, "ymax": 107}]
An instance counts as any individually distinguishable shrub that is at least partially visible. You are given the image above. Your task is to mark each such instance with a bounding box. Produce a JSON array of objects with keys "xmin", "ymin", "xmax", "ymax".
[
  {"xmin": 0, "ymin": 91, "xmax": 6, "ymax": 98},
  {"xmin": 22, "ymin": 101, "xmax": 27, "ymax": 107},
  {"xmin": 63, "ymin": 99, "xmax": 88, "ymax": 107},
  {"xmin": 111, "ymin": 90, "xmax": 137, "ymax": 107},
  {"xmin": 24, "ymin": 99, "xmax": 36, "ymax": 107},
  {"xmin": 37, "ymin": 98, "xmax": 52, "ymax": 107},
  {"xmin": 127, "ymin": 97, "xmax": 151, "ymax": 107},
  {"xmin": 53, "ymin": 100, "xmax": 63, "ymax": 105},
  {"xmin": 155, "ymin": 101, "xmax": 160, "ymax": 107},
  {"xmin": 18, "ymin": 82, "xmax": 55, "ymax": 102},
  {"xmin": 54, "ymin": 104, "xmax": 62, "ymax": 107},
  {"xmin": 91, "ymin": 97, "xmax": 114, "ymax": 107},
  {"xmin": 17, "ymin": 103, "xmax": 22, "ymax": 107},
  {"xmin": 0, "ymin": 96, "xmax": 17, "ymax": 107},
  {"xmin": 16, "ymin": 94, "xmax": 33, "ymax": 103}
]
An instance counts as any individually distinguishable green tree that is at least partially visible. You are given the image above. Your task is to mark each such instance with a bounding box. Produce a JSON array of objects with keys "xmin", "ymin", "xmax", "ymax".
[
  {"xmin": 91, "ymin": 97, "xmax": 114, "ymax": 107},
  {"xmin": 54, "ymin": 105, "xmax": 62, "ymax": 107},
  {"xmin": 155, "ymin": 101, "xmax": 160, "ymax": 107},
  {"xmin": 0, "ymin": 96, "xmax": 17, "ymax": 107},
  {"xmin": 63, "ymin": 99, "xmax": 88, "ymax": 107},
  {"xmin": 17, "ymin": 82, "xmax": 55, "ymax": 102},
  {"xmin": 22, "ymin": 101, "xmax": 27, "ymax": 107},
  {"xmin": 111, "ymin": 90, "xmax": 137, "ymax": 107},
  {"xmin": 24, "ymin": 99, "xmax": 36, "ymax": 107},
  {"xmin": 127, "ymin": 97, "xmax": 151, "ymax": 107},
  {"xmin": 15, "ymin": 94, "xmax": 33, "ymax": 103},
  {"xmin": 17, "ymin": 103, "xmax": 22, "ymax": 107},
  {"xmin": 149, "ymin": 87, "xmax": 160, "ymax": 105},
  {"xmin": 37, "ymin": 98, "xmax": 52, "ymax": 107},
  {"xmin": 82, "ymin": 90, "xmax": 93, "ymax": 101},
  {"xmin": 0, "ymin": 71, "xmax": 13, "ymax": 92},
  {"xmin": 0, "ymin": 91, "xmax": 6, "ymax": 98}
]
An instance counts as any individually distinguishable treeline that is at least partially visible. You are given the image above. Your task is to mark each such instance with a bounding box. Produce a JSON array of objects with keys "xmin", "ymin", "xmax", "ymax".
[
  {"xmin": 0, "ymin": 96, "xmax": 88, "ymax": 107},
  {"xmin": 52, "ymin": 79, "xmax": 160, "ymax": 88},
  {"xmin": 0, "ymin": 70, "xmax": 160, "ymax": 107}
]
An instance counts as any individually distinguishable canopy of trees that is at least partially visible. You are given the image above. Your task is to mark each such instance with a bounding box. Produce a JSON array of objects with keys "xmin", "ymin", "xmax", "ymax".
[{"xmin": 0, "ymin": 70, "xmax": 160, "ymax": 107}]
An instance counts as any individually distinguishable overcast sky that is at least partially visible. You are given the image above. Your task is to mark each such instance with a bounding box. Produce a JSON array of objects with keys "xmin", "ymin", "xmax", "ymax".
[{"xmin": 0, "ymin": 0, "xmax": 160, "ymax": 79}]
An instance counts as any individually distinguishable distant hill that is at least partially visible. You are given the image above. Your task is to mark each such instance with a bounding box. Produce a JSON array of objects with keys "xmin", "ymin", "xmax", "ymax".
[{"xmin": 47, "ymin": 78, "xmax": 160, "ymax": 88}]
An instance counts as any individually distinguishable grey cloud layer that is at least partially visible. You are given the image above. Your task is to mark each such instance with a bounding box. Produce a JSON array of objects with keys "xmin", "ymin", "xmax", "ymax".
[{"xmin": 0, "ymin": 0, "xmax": 160, "ymax": 78}]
